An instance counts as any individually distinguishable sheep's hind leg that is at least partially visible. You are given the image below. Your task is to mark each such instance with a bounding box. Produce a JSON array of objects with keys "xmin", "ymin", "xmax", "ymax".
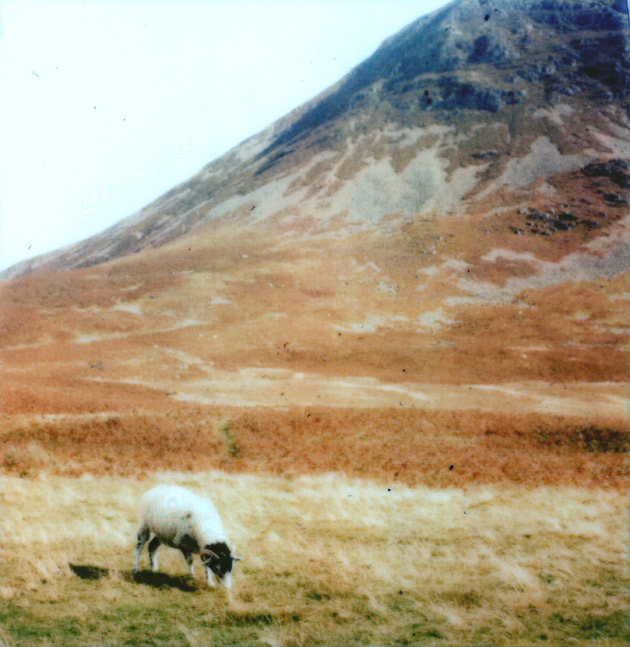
[
  {"xmin": 132, "ymin": 527, "xmax": 150, "ymax": 573},
  {"xmin": 148, "ymin": 537, "xmax": 161, "ymax": 572}
]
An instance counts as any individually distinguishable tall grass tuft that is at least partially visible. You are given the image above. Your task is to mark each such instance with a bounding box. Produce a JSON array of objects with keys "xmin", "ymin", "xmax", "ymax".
[{"xmin": 221, "ymin": 420, "xmax": 239, "ymax": 458}]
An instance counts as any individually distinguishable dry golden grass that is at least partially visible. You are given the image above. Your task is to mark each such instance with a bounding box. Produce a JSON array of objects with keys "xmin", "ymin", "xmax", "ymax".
[
  {"xmin": 1, "ymin": 472, "xmax": 628, "ymax": 646},
  {"xmin": 1, "ymin": 407, "xmax": 627, "ymax": 490}
]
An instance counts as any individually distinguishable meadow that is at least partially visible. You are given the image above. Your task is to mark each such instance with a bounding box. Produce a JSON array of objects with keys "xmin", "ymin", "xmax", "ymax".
[
  {"xmin": 1, "ymin": 407, "xmax": 628, "ymax": 646},
  {"xmin": 1, "ymin": 472, "xmax": 628, "ymax": 646}
]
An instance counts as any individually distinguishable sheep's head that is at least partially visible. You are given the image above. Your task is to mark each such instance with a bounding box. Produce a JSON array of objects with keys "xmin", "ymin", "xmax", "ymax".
[{"xmin": 201, "ymin": 542, "xmax": 240, "ymax": 589}]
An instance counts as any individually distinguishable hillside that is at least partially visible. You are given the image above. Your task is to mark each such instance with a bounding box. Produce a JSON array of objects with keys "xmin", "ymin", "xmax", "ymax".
[{"xmin": 0, "ymin": 0, "xmax": 628, "ymax": 416}]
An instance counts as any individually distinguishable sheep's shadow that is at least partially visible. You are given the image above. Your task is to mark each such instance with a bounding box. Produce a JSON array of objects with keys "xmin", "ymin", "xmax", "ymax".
[{"xmin": 69, "ymin": 564, "xmax": 199, "ymax": 592}]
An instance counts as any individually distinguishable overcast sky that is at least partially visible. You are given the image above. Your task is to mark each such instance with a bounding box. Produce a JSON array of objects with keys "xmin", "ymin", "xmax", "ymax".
[{"xmin": 0, "ymin": 0, "xmax": 447, "ymax": 271}]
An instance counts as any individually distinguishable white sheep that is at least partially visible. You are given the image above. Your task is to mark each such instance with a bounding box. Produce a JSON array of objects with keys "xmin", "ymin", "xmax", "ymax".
[{"xmin": 132, "ymin": 484, "xmax": 239, "ymax": 589}]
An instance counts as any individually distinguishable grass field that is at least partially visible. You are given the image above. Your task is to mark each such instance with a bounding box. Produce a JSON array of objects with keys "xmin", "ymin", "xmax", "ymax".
[
  {"xmin": 1, "ymin": 471, "xmax": 628, "ymax": 645},
  {"xmin": 1, "ymin": 407, "xmax": 628, "ymax": 645}
]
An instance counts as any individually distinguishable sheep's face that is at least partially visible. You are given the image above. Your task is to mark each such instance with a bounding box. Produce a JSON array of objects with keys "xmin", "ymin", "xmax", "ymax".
[{"xmin": 201, "ymin": 542, "xmax": 239, "ymax": 588}]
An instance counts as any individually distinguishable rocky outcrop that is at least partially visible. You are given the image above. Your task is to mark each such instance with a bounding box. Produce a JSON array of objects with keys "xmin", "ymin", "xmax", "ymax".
[
  {"xmin": 513, "ymin": 207, "xmax": 600, "ymax": 236},
  {"xmin": 582, "ymin": 159, "xmax": 630, "ymax": 190}
]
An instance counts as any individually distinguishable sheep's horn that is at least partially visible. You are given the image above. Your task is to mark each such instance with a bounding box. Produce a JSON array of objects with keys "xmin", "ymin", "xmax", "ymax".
[{"xmin": 201, "ymin": 549, "xmax": 219, "ymax": 563}]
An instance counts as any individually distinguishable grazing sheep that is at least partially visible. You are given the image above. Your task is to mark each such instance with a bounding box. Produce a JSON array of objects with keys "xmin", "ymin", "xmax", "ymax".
[{"xmin": 132, "ymin": 484, "xmax": 239, "ymax": 589}]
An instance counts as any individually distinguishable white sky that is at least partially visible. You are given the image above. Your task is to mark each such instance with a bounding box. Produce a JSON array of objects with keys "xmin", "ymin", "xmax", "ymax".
[{"xmin": 0, "ymin": 0, "xmax": 447, "ymax": 271}]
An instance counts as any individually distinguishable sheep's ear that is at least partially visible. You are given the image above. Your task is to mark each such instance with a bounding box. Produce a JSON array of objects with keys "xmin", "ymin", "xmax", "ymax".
[{"xmin": 233, "ymin": 554, "xmax": 242, "ymax": 562}]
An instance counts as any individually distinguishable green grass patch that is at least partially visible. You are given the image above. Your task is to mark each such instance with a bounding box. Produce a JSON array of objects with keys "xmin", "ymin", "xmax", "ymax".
[{"xmin": 221, "ymin": 420, "xmax": 239, "ymax": 458}]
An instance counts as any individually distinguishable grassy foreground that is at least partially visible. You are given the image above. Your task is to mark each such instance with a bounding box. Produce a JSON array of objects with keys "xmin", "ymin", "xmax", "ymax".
[{"xmin": 1, "ymin": 471, "xmax": 628, "ymax": 646}]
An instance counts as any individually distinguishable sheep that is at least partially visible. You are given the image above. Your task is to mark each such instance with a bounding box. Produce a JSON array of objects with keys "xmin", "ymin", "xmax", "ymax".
[{"xmin": 132, "ymin": 484, "xmax": 239, "ymax": 589}]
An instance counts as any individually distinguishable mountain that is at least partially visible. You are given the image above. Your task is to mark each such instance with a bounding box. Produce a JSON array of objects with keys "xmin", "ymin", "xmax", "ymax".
[{"xmin": 1, "ymin": 0, "xmax": 628, "ymax": 417}]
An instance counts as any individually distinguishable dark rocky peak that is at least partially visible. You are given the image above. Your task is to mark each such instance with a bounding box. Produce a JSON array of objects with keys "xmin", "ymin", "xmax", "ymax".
[
  {"xmin": 261, "ymin": 0, "xmax": 629, "ymax": 158},
  {"xmin": 3, "ymin": 0, "xmax": 628, "ymax": 279}
]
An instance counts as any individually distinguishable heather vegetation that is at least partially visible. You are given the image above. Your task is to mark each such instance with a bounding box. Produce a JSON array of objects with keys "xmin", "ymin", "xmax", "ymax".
[{"xmin": 1, "ymin": 407, "xmax": 627, "ymax": 489}]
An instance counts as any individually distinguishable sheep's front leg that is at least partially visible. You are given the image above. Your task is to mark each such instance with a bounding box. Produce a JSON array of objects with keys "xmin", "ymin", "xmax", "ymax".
[
  {"xmin": 132, "ymin": 527, "xmax": 150, "ymax": 573},
  {"xmin": 148, "ymin": 537, "xmax": 161, "ymax": 572},
  {"xmin": 181, "ymin": 550, "xmax": 194, "ymax": 576}
]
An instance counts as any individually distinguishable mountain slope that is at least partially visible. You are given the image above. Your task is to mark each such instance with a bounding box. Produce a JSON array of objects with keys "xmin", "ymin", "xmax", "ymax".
[
  {"xmin": 0, "ymin": 0, "xmax": 628, "ymax": 417},
  {"xmin": 3, "ymin": 0, "xmax": 628, "ymax": 278}
]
